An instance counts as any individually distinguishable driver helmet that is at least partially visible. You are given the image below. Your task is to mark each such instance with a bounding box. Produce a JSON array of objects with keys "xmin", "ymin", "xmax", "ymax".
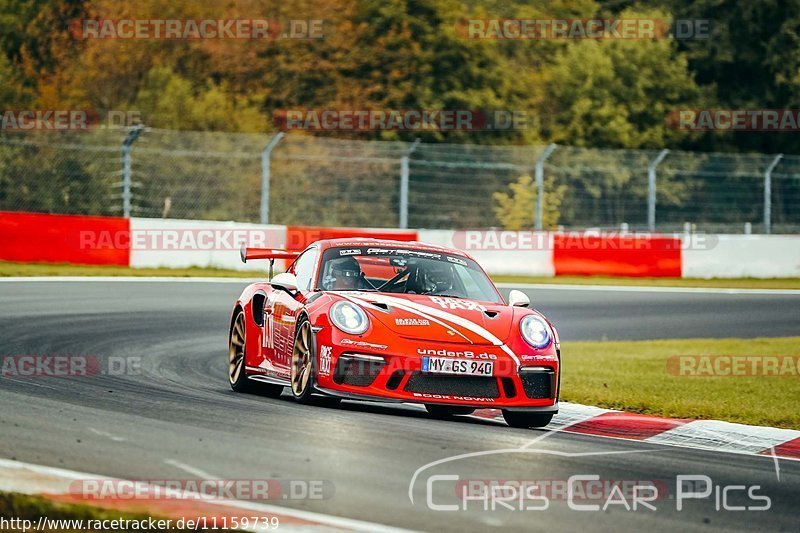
[
  {"xmin": 324, "ymin": 256, "xmax": 362, "ymax": 290},
  {"xmin": 419, "ymin": 262, "xmax": 455, "ymax": 293}
]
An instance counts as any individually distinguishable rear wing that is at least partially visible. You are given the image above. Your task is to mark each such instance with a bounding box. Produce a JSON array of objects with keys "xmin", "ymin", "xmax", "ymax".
[
  {"xmin": 240, "ymin": 246, "xmax": 301, "ymax": 263},
  {"xmin": 240, "ymin": 245, "xmax": 301, "ymax": 278}
]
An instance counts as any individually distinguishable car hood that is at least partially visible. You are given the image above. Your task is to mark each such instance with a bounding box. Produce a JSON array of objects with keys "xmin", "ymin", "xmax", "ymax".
[{"xmin": 334, "ymin": 291, "xmax": 514, "ymax": 346}]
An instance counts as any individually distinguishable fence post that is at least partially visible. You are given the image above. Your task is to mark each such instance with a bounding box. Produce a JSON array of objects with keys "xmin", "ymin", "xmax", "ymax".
[
  {"xmin": 399, "ymin": 138, "xmax": 420, "ymax": 229},
  {"xmin": 260, "ymin": 132, "xmax": 285, "ymax": 225},
  {"xmin": 763, "ymin": 154, "xmax": 783, "ymax": 234},
  {"xmin": 647, "ymin": 149, "xmax": 670, "ymax": 232},
  {"xmin": 534, "ymin": 144, "xmax": 557, "ymax": 230},
  {"xmin": 120, "ymin": 126, "xmax": 144, "ymax": 218}
]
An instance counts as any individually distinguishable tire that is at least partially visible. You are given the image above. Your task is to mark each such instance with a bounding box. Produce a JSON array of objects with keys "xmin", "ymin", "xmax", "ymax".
[
  {"xmin": 501, "ymin": 410, "xmax": 553, "ymax": 429},
  {"xmin": 290, "ymin": 317, "xmax": 342, "ymax": 407},
  {"xmin": 229, "ymin": 309, "xmax": 283, "ymax": 398},
  {"xmin": 290, "ymin": 318, "xmax": 318, "ymax": 403},
  {"xmin": 425, "ymin": 405, "xmax": 476, "ymax": 419}
]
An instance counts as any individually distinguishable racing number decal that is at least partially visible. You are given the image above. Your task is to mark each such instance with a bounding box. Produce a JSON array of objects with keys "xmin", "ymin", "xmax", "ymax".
[{"xmin": 269, "ymin": 297, "xmax": 297, "ymax": 368}]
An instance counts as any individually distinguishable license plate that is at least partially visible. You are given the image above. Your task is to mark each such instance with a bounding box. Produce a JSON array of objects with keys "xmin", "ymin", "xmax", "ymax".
[{"xmin": 422, "ymin": 356, "xmax": 494, "ymax": 376}]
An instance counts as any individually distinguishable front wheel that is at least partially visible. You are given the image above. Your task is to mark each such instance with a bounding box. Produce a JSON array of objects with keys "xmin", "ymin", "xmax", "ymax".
[
  {"xmin": 290, "ymin": 319, "xmax": 317, "ymax": 403},
  {"xmin": 502, "ymin": 410, "xmax": 553, "ymax": 429},
  {"xmin": 290, "ymin": 318, "xmax": 342, "ymax": 407}
]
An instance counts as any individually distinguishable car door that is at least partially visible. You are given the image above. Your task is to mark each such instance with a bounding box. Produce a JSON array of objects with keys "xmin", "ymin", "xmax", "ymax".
[{"xmin": 264, "ymin": 247, "xmax": 319, "ymax": 374}]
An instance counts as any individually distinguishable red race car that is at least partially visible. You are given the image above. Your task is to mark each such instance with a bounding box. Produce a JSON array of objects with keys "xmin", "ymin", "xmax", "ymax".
[{"xmin": 228, "ymin": 238, "xmax": 560, "ymax": 428}]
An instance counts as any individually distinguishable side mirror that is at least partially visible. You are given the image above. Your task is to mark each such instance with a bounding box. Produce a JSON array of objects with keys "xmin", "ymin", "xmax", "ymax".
[
  {"xmin": 508, "ymin": 289, "xmax": 530, "ymax": 308},
  {"xmin": 270, "ymin": 272, "xmax": 298, "ymax": 294}
]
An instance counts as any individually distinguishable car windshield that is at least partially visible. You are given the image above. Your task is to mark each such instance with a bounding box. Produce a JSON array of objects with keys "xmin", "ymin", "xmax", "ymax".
[{"xmin": 317, "ymin": 246, "xmax": 503, "ymax": 304}]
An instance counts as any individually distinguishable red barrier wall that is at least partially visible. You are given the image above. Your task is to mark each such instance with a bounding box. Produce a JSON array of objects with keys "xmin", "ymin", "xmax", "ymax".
[
  {"xmin": 0, "ymin": 213, "xmax": 685, "ymax": 277},
  {"xmin": 553, "ymin": 234, "xmax": 682, "ymax": 277},
  {"xmin": 0, "ymin": 211, "xmax": 130, "ymax": 266},
  {"xmin": 286, "ymin": 226, "xmax": 418, "ymax": 251}
]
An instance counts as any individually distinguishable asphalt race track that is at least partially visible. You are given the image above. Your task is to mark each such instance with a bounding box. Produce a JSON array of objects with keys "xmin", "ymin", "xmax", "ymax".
[{"xmin": 1, "ymin": 279, "xmax": 799, "ymax": 532}]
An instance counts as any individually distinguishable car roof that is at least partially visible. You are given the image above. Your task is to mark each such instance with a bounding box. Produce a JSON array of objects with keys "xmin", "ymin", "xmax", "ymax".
[{"xmin": 315, "ymin": 237, "xmax": 470, "ymax": 258}]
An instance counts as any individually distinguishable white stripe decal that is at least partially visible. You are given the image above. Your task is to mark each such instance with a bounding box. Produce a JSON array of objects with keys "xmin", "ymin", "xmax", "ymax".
[
  {"xmin": 343, "ymin": 293, "xmax": 521, "ymax": 368},
  {"xmin": 340, "ymin": 293, "xmax": 474, "ymax": 344},
  {"xmin": 347, "ymin": 293, "xmax": 484, "ymax": 343},
  {"xmin": 381, "ymin": 296, "xmax": 521, "ymax": 365}
]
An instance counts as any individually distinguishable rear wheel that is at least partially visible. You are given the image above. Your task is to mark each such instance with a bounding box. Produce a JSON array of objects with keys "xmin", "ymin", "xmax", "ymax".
[
  {"xmin": 229, "ymin": 309, "xmax": 283, "ymax": 398},
  {"xmin": 425, "ymin": 405, "xmax": 476, "ymax": 419},
  {"xmin": 501, "ymin": 410, "xmax": 553, "ymax": 429}
]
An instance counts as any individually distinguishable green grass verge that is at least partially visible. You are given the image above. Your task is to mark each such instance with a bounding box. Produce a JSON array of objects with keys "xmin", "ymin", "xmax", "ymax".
[
  {"xmin": 2, "ymin": 261, "xmax": 799, "ymax": 289},
  {"xmin": 0, "ymin": 492, "xmax": 189, "ymax": 532},
  {"xmin": 561, "ymin": 337, "xmax": 800, "ymax": 429}
]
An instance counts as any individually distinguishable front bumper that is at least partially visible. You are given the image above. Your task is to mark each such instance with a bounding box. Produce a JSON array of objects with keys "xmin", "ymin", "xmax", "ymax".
[{"xmin": 314, "ymin": 329, "xmax": 560, "ymax": 409}]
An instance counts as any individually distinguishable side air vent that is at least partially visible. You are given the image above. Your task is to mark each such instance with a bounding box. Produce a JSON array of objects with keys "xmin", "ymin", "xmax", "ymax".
[{"xmin": 252, "ymin": 292, "xmax": 266, "ymax": 326}]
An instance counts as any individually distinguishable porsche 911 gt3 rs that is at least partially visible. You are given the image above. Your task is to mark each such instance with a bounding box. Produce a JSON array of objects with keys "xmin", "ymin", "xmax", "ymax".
[{"xmin": 228, "ymin": 238, "xmax": 560, "ymax": 428}]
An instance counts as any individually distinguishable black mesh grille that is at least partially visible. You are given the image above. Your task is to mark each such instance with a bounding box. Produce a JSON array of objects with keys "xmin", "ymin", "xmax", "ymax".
[
  {"xmin": 520, "ymin": 371, "xmax": 554, "ymax": 399},
  {"xmin": 333, "ymin": 356, "xmax": 385, "ymax": 387},
  {"xmin": 404, "ymin": 373, "xmax": 500, "ymax": 398}
]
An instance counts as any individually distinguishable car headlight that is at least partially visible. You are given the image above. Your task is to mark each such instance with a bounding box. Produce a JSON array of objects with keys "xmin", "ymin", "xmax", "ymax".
[
  {"xmin": 520, "ymin": 315, "xmax": 551, "ymax": 349},
  {"xmin": 330, "ymin": 301, "xmax": 370, "ymax": 335}
]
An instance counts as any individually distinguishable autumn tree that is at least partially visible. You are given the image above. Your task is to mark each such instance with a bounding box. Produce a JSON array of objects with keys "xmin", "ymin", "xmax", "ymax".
[{"xmin": 493, "ymin": 174, "xmax": 565, "ymax": 230}]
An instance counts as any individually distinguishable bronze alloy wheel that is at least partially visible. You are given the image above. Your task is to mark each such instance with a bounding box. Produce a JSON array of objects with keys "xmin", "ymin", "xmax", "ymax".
[
  {"xmin": 228, "ymin": 309, "xmax": 284, "ymax": 398},
  {"xmin": 288, "ymin": 319, "xmax": 340, "ymax": 406},
  {"xmin": 229, "ymin": 311, "xmax": 246, "ymax": 385},
  {"xmin": 291, "ymin": 320, "xmax": 314, "ymax": 397}
]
